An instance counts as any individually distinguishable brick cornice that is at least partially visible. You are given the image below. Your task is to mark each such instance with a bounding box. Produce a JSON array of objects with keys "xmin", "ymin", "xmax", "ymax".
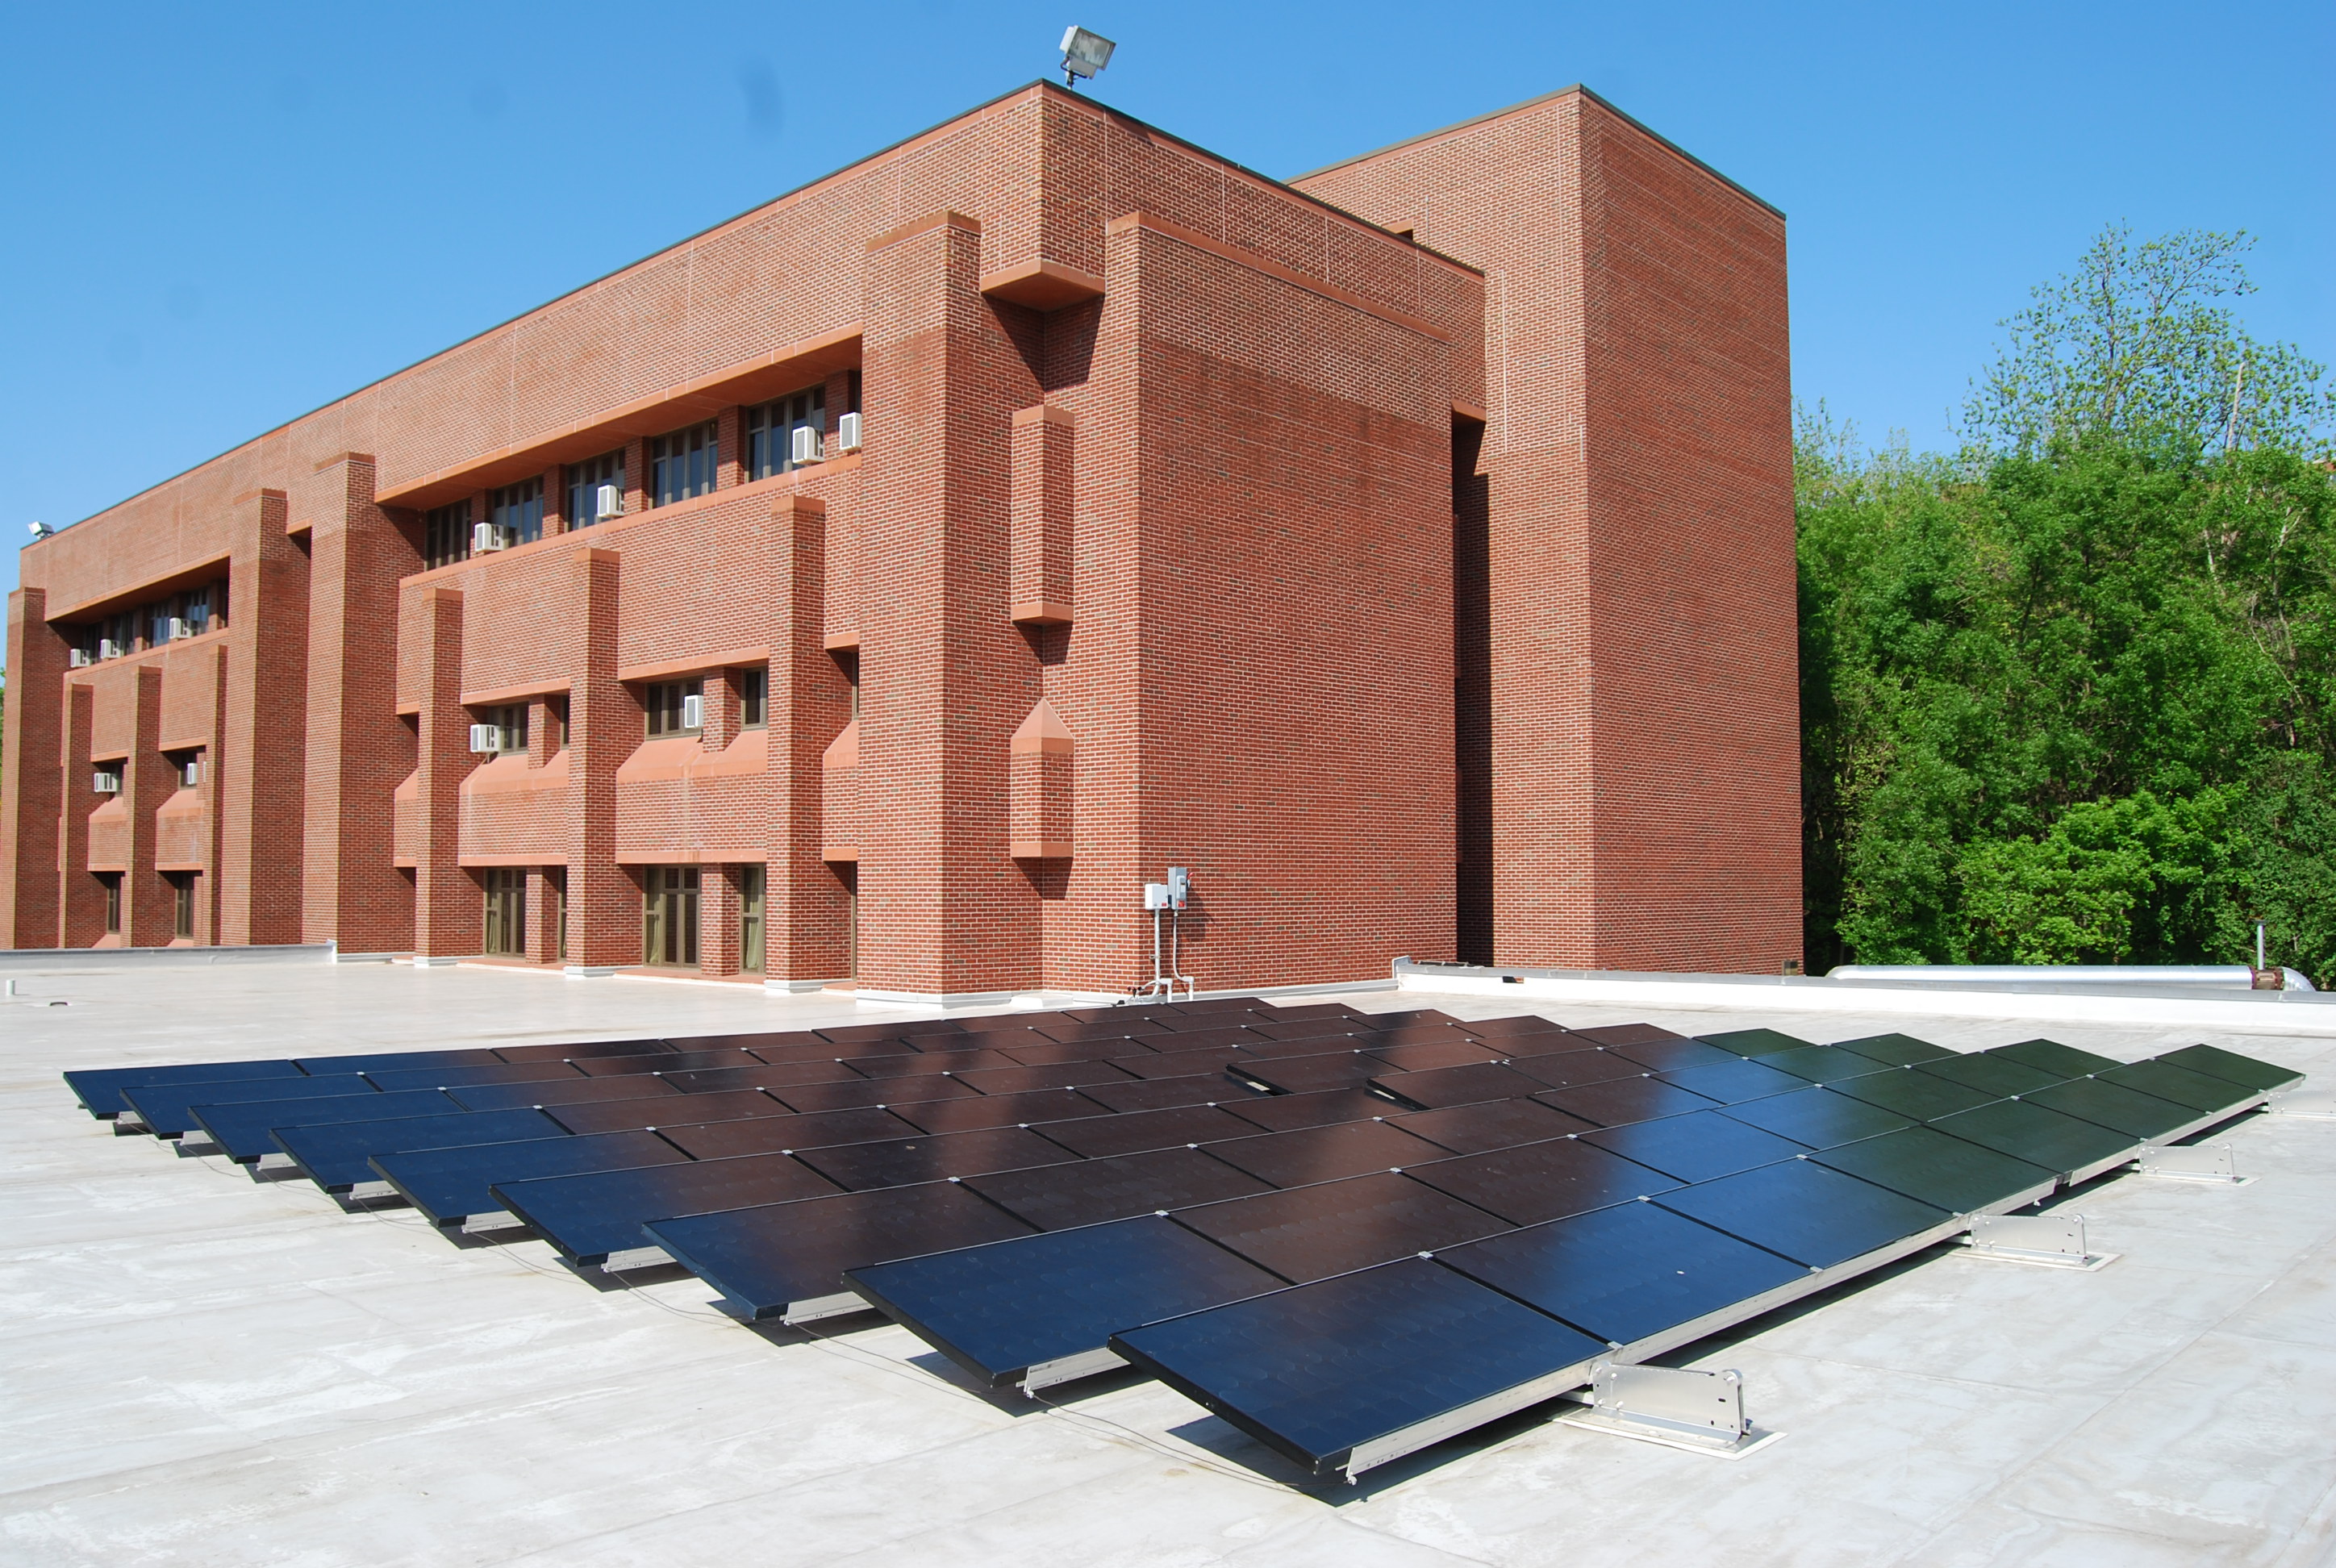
[{"xmin": 1106, "ymin": 212, "xmax": 1456, "ymax": 343}]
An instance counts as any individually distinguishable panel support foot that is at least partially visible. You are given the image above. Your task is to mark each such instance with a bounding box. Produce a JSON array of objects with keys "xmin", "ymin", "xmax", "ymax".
[
  {"xmin": 1960, "ymin": 1212, "xmax": 2117, "ymax": 1270},
  {"xmin": 2134, "ymin": 1143, "xmax": 2252, "ymax": 1184},
  {"xmin": 1556, "ymin": 1363, "xmax": 1782, "ymax": 1457}
]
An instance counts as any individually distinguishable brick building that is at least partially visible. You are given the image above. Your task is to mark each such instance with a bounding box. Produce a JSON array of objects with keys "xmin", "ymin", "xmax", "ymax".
[{"xmin": 0, "ymin": 82, "xmax": 1800, "ymax": 1000}]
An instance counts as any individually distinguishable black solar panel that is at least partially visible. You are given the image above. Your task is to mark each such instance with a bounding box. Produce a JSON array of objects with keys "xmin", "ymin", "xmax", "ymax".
[
  {"xmin": 1599, "ymin": 1036, "xmax": 1740, "ymax": 1072},
  {"xmin": 365, "ymin": 1061, "xmax": 583, "ymax": 1092},
  {"xmin": 1984, "ymin": 1037, "xmax": 2120, "ymax": 1077},
  {"xmin": 1073, "ymin": 1074, "xmax": 1251, "ymax": 1114},
  {"xmin": 1756, "ymin": 1046, "xmax": 1892, "ymax": 1085},
  {"xmin": 1654, "ymin": 1159, "xmax": 1952, "ymax": 1269},
  {"xmin": 1925, "ymin": 1099, "xmax": 2138, "ymax": 1182},
  {"xmin": 657, "ymin": 1107, "xmax": 921, "ymax": 1159},
  {"xmin": 1578, "ymin": 1109, "xmax": 1810, "ymax": 1183},
  {"xmin": 1533, "ymin": 1076, "xmax": 1717, "ymax": 1128},
  {"xmin": 1172, "ymin": 1172, "xmax": 1510, "ymax": 1282},
  {"xmin": 1368, "ymin": 1061, "xmax": 1551, "ymax": 1109},
  {"xmin": 661, "ymin": 1064, "xmax": 849, "ymax": 1095},
  {"xmin": 1033, "ymin": 1103, "xmax": 1260, "ymax": 1159},
  {"xmin": 1917, "ymin": 1053, "xmax": 2068, "ymax": 1098},
  {"xmin": 65, "ymin": 1059, "xmax": 302, "ymax": 1118},
  {"xmin": 296, "ymin": 1049, "xmax": 503, "ymax": 1074},
  {"xmin": 1199, "ymin": 1120, "xmax": 1452, "ymax": 1187},
  {"xmin": 123, "ymin": 1074, "xmax": 378, "ymax": 1140},
  {"xmin": 1454, "ymin": 1015, "xmax": 1575, "ymax": 1044},
  {"xmin": 191, "ymin": 1090, "xmax": 457, "ymax": 1162},
  {"xmin": 790, "ymin": 1126, "xmax": 1081, "ymax": 1191},
  {"xmin": 1829, "ymin": 1032, "xmax": 1957, "ymax": 1067},
  {"xmin": 774, "ymin": 1075, "xmax": 979, "ymax": 1113},
  {"xmin": 1654, "ymin": 1057, "xmax": 1809, "ymax": 1106},
  {"xmin": 964, "ymin": 1145, "xmax": 1272, "ymax": 1230},
  {"xmin": 273, "ymin": 1108, "xmax": 567, "ymax": 1192},
  {"xmin": 446, "ymin": 1075, "xmax": 684, "ymax": 1111},
  {"xmin": 1566, "ymin": 1022, "xmax": 1687, "ymax": 1049},
  {"xmin": 574, "ymin": 1049, "xmax": 756, "ymax": 1076},
  {"xmin": 547, "ymin": 1089, "xmax": 784, "ymax": 1136},
  {"xmin": 1810, "ymin": 1126, "xmax": 2055, "ymax": 1215},
  {"xmin": 1111, "ymin": 1258, "xmax": 1607, "ymax": 1477},
  {"xmin": 1404, "ymin": 1137, "xmax": 1681, "ymax": 1225},
  {"xmin": 2154, "ymin": 1043, "xmax": 2302, "ymax": 1092},
  {"xmin": 494, "ymin": 1037, "xmax": 673, "ymax": 1063},
  {"xmin": 848, "ymin": 1049, "xmax": 1020, "ymax": 1078},
  {"xmin": 1438, "ymin": 1200, "xmax": 1808, "ymax": 1348},
  {"xmin": 1715, "ymin": 1086, "xmax": 1915, "ymax": 1149},
  {"xmin": 645, "ymin": 1181, "xmax": 1035, "ymax": 1320},
  {"xmin": 1829, "ymin": 1068, "xmax": 1999, "ymax": 1121},
  {"xmin": 2096, "ymin": 1061, "xmax": 2258, "ymax": 1115},
  {"xmin": 1696, "ymin": 1028, "xmax": 1816, "ymax": 1058},
  {"xmin": 1502, "ymin": 1048, "xmax": 1646, "ymax": 1092},
  {"xmin": 495, "ymin": 1152, "xmax": 844, "ymax": 1263},
  {"xmin": 371, "ymin": 1130, "xmax": 687, "ymax": 1226},
  {"xmin": 1363, "ymin": 1039, "xmax": 1511, "ymax": 1074},
  {"xmin": 1218, "ymin": 1087, "xmax": 1396, "ymax": 1132},
  {"xmin": 891, "ymin": 1087, "xmax": 1104, "ymax": 1132},
  {"xmin": 2020, "ymin": 1077, "xmax": 2196, "ymax": 1140},
  {"xmin": 1386, "ymin": 1097, "xmax": 1593, "ymax": 1153},
  {"xmin": 1230, "ymin": 1053, "xmax": 1386, "ymax": 1095},
  {"xmin": 849, "ymin": 1216, "xmax": 1285, "ymax": 1387}
]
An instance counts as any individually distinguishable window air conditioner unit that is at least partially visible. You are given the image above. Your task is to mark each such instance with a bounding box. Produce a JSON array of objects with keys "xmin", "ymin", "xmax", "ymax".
[
  {"xmin": 472, "ymin": 522, "xmax": 510, "ymax": 553},
  {"xmin": 168, "ymin": 617, "xmax": 191, "ymax": 639},
  {"xmin": 98, "ymin": 639, "xmax": 123, "ymax": 661},
  {"xmin": 680, "ymin": 693, "xmax": 704, "ymax": 730},
  {"xmin": 69, "ymin": 648, "xmax": 92, "ymax": 668},
  {"xmin": 469, "ymin": 723, "xmax": 502, "ymax": 754},
  {"xmin": 93, "ymin": 771, "xmax": 121, "ymax": 794},
  {"xmin": 790, "ymin": 424, "xmax": 824, "ymax": 465},
  {"xmin": 594, "ymin": 483, "xmax": 624, "ymax": 519},
  {"xmin": 835, "ymin": 411, "xmax": 862, "ymax": 452}
]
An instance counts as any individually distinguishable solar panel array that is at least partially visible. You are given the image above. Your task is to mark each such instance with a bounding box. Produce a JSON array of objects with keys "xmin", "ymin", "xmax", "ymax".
[{"xmin": 67, "ymin": 1001, "xmax": 2301, "ymax": 1480}]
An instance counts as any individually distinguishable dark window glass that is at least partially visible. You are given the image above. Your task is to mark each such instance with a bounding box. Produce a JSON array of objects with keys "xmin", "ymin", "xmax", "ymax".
[
  {"xmin": 549, "ymin": 695, "xmax": 569, "ymax": 750},
  {"xmin": 848, "ymin": 369, "xmax": 861, "ymax": 415},
  {"xmin": 565, "ymin": 451, "xmax": 625, "ymax": 530},
  {"xmin": 651, "ymin": 421, "xmax": 718, "ymax": 506},
  {"xmin": 169, "ymin": 873, "xmax": 195, "ymax": 938},
  {"xmin": 745, "ymin": 389, "xmax": 825, "ymax": 481},
  {"xmin": 644, "ymin": 680, "xmax": 703, "ymax": 736},
  {"xmin": 483, "ymin": 868, "xmax": 528, "ymax": 956},
  {"xmin": 739, "ymin": 864, "xmax": 765, "ymax": 973},
  {"xmin": 101, "ymin": 873, "xmax": 121, "ymax": 934},
  {"xmin": 425, "ymin": 500, "xmax": 472, "ymax": 569},
  {"xmin": 738, "ymin": 668, "xmax": 767, "ymax": 728},
  {"xmin": 490, "ymin": 478, "xmax": 544, "ymax": 546},
  {"xmin": 644, "ymin": 866, "xmax": 700, "ymax": 966}
]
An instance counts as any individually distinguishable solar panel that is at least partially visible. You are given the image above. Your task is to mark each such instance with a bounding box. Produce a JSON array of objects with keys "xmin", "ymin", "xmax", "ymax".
[
  {"xmin": 494, "ymin": 1037, "xmax": 673, "ymax": 1063},
  {"xmin": 574, "ymin": 1049, "xmax": 757, "ymax": 1076},
  {"xmin": 1916, "ymin": 1053, "xmax": 2068, "ymax": 1098},
  {"xmin": 1111, "ymin": 1047, "xmax": 1250, "ymax": 1081},
  {"xmin": 1073, "ymin": 1074, "xmax": 1251, "ymax": 1114},
  {"xmin": 659, "ymin": 1064, "xmax": 845, "ymax": 1095},
  {"xmin": 1404, "ymin": 1137, "xmax": 1681, "ymax": 1224},
  {"xmin": 1809, "ymin": 1126, "xmax": 2056, "ymax": 1215},
  {"xmin": 1984, "ymin": 1037, "xmax": 2120, "ymax": 1077},
  {"xmin": 1199, "ymin": 1119, "xmax": 1452, "ymax": 1187},
  {"xmin": 847, "ymin": 1216, "xmax": 1285, "ymax": 1389},
  {"xmin": 655, "ymin": 1107, "xmax": 920, "ymax": 1160},
  {"xmin": 371, "ymin": 1129, "xmax": 687, "ymax": 1227},
  {"xmin": 1454, "ymin": 1015, "xmax": 1575, "ymax": 1043},
  {"xmin": 1598, "ymin": 1036, "xmax": 1741, "ymax": 1072},
  {"xmin": 1229, "ymin": 1053, "xmax": 1386, "ymax": 1095},
  {"xmin": 273, "ymin": 1108, "xmax": 567, "ymax": 1193},
  {"xmin": 1032, "ymin": 1020, "xmax": 1175, "ymax": 1045},
  {"xmin": 1218, "ymin": 1087, "xmax": 1397, "ymax": 1132},
  {"xmin": 365, "ymin": 1062, "xmax": 583, "ymax": 1092},
  {"xmin": 1170, "ymin": 1172, "xmax": 1512, "ymax": 1282},
  {"xmin": 191, "ymin": 1090, "xmax": 460, "ymax": 1163},
  {"xmin": 1386, "ymin": 1096, "xmax": 1594, "ymax": 1153},
  {"xmin": 1654, "ymin": 1058, "xmax": 1809, "ymax": 1106},
  {"xmin": 1032, "ymin": 1103, "xmax": 1260, "ymax": 1159},
  {"xmin": 123, "ymin": 1074, "xmax": 377, "ymax": 1140},
  {"xmin": 891, "ymin": 1087, "xmax": 1104, "ymax": 1132},
  {"xmin": 939, "ymin": 1061, "xmax": 1138, "ymax": 1095},
  {"xmin": 2020, "ymin": 1076, "xmax": 2196, "ymax": 1140},
  {"xmin": 2096, "ymin": 1060, "xmax": 2260, "ymax": 1115},
  {"xmin": 999, "ymin": 1039, "xmax": 1154, "ymax": 1067},
  {"xmin": 1533, "ymin": 1076, "xmax": 1717, "ymax": 1128},
  {"xmin": 667, "ymin": 1030, "xmax": 827, "ymax": 1055},
  {"xmin": 1918, "ymin": 1100, "xmax": 2137, "ymax": 1183},
  {"xmin": 1829, "ymin": 1032, "xmax": 1958, "ymax": 1067},
  {"xmin": 546, "ymin": 1088, "xmax": 785, "ymax": 1136},
  {"xmin": 1224, "ymin": 1032, "xmax": 1366, "ymax": 1061},
  {"xmin": 1578, "ymin": 1109, "xmax": 1811, "ymax": 1183},
  {"xmin": 1654, "ymin": 1159, "xmax": 1954, "ymax": 1270},
  {"xmin": 849, "ymin": 1049, "xmax": 1022, "ymax": 1078},
  {"xmin": 295, "ymin": 1049, "xmax": 504, "ymax": 1074},
  {"xmin": 1566, "ymin": 1023, "xmax": 1687, "ymax": 1049},
  {"xmin": 644, "ymin": 1180, "xmax": 1035, "ymax": 1322},
  {"xmin": 1502, "ymin": 1049, "xmax": 1646, "ymax": 1092},
  {"xmin": 1828, "ymin": 1068, "xmax": 2000, "ymax": 1121},
  {"xmin": 1696, "ymin": 1028, "xmax": 1816, "ymax": 1058},
  {"xmin": 962, "ymin": 1146, "xmax": 1273, "ymax": 1230},
  {"xmin": 1437, "ymin": 1200, "xmax": 1808, "ymax": 1349},
  {"xmin": 1755, "ymin": 1045, "xmax": 1893, "ymax": 1085},
  {"xmin": 445, "ymin": 1075, "xmax": 685, "ymax": 1111},
  {"xmin": 1367, "ymin": 1061, "xmax": 1552, "ymax": 1109},
  {"xmin": 789, "ymin": 1126, "xmax": 1081, "ymax": 1192},
  {"xmin": 494, "ymin": 1153, "xmax": 843, "ymax": 1264},
  {"xmin": 1362, "ymin": 1039, "xmax": 1511, "ymax": 1073},
  {"xmin": 65, "ymin": 1059, "xmax": 302, "ymax": 1118},
  {"xmin": 1713, "ymin": 1086, "xmax": 1915, "ymax": 1149},
  {"xmin": 1110, "ymin": 1257, "xmax": 1607, "ymax": 1478},
  {"xmin": 2153, "ymin": 1043, "xmax": 2303, "ymax": 1092},
  {"xmin": 772, "ymin": 1075, "xmax": 979, "ymax": 1113}
]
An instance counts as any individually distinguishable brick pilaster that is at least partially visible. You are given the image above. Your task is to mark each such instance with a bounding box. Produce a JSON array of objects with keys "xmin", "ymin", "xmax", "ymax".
[
  {"xmin": 56, "ymin": 684, "xmax": 103, "ymax": 947},
  {"xmin": 216, "ymin": 488, "xmax": 311, "ymax": 945},
  {"xmin": 411, "ymin": 586, "xmax": 478, "ymax": 957},
  {"xmin": 121, "ymin": 666, "xmax": 173, "ymax": 946},
  {"xmin": 565, "ymin": 548, "xmax": 634, "ymax": 967},
  {"xmin": 767, "ymin": 494, "xmax": 851, "ymax": 984},
  {"xmin": 1, "ymin": 586, "xmax": 66, "ymax": 945}
]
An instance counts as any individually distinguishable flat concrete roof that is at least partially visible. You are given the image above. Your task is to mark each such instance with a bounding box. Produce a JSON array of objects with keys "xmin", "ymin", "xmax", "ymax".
[{"xmin": 6, "ymin": 961, "xmax": 2331, "ymax": 1563}]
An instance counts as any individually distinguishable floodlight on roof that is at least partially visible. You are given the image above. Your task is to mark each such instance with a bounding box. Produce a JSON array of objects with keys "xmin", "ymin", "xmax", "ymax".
[
  {"xmin": 28, "ymin": 520, "xmax": 53, "ymax": 539},
  {"xmin": 1059, "ymin": 25, "xmax": 1116, "ymax": 89}
]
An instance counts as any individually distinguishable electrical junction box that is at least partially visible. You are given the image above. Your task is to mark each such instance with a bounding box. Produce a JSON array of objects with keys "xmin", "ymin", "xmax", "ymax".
[
  {"xmin": 1142, "ymin": 883, "xmax": 1172, "ymax": 911},
  {"xmin": 1166, "ymin": 867, "xmax": 1190, "ymax": 910}
]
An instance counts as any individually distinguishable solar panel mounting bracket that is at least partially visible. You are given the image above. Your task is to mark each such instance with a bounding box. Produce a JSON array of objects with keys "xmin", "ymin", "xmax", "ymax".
[
  {"xmin": 1557, "ymin": 1363, "xmax": 1782, "ymax": 1458},
  {"xmin": 1019, "ymin": 1347, "xmax": 1128, "ymax": 1394},
  {"xmin": 1959, "ymin": 1212, "xmax": 2117, "ymax": 1271},
  {"xmin": 2268, "ymin": 1086, "xmax": 2336, "ymax": 1120},
  {"xmin": 780, "ymin": 1290, "xmax": 873, "ymax": 1325},
  {"xmin": 1338, "ymin": 1357, "xmax": 1601, "ymax": 1482},
  {"xmin": 2134, "ymin": 1143, "xmax": 2252, "ymax": 1185}
]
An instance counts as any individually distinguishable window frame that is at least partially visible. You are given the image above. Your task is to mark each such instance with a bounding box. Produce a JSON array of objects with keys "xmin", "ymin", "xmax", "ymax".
[
  {"xmin": 490, "ymin": 477, "xmax": 544, "ymax": 548},
  {"xmin": 737, "ymin": 667, "xmax": 768, "ymax": 729},
  {"xmin": 649, "ymin": 420, "xmax": 719, "ymax": 507},
  {"xmin": 644, "ymin": 680, "xmax": 704, "ymax": 738},
  {"xmin": 745, "ymin": 387, "xmax": 826, "ymax": 481},
  {"xmin": 565, "ymin": 450, "xmax": 626, "ymax": 530},
  {"xmin": 424, "ymin": 499, "xmax": 473, "ymax": 569}
]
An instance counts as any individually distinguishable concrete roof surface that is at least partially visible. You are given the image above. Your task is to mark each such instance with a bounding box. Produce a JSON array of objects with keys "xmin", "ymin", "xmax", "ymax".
[{"xmin": 4, "ymin": 961, "xmax": 2333, "ymax": 1566}]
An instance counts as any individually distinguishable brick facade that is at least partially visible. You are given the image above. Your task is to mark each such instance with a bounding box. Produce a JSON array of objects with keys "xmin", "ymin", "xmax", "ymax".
[{"xmin": 0, "ymin": 82, "xmax": 1801, "ymax": 995}]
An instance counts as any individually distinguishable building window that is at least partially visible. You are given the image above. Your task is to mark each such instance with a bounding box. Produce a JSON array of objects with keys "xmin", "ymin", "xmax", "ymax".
[
  {"xmin": 99, "ymin": 872, "xmax": 121, "ymax": 934},
  {"xmin": 566, "ymin": 451, "xmax": 625, "ymax": 529},
  {"xmin": 482, "ymin": 868, "xmax": 528, "ymax": 956},
  {"xmin": 745, "ymin": 389, "xmax": 824, "ymax": 481},
  {"xmin": 93, "ymin": 764, "xmax": 123, "ymax": 796},
  {"xmin": 490, "ymin": 478, "xmax": 544, "ymax": 547},
  {"xmin": 644, "ymin": 679, "xmax": 703, "ymax": 736},
  {"xmin": 170, "ymin": 751, "xmax": 202, "ymax": 790},
  {"xmin": 738, "ymin": 668, "xmax": 767, "ymax": 728},
  {"xmin": 651, "ymin": 421, "xmax": 718, "ymax": 506},
  {"xmin": 739, "ymin": 864, "xmax": 765, "ymax": 973},
  {"xmin": 643, "ymin": 866, "xmax": 700, "ymax": 966},
  {"xmin": 486, "ymin": 704, "xmax": 529, "ymax": 754},
  {"xmin": 167, "ymin": 872, "xmax": 196, "ymax": 939},
  {"xmin": 425, "ymin": 500, "xmax": 472, "ymax": 569},
  {"xmin": 545, "ymin": 866, "xmax": 567, "ymax": 962}
]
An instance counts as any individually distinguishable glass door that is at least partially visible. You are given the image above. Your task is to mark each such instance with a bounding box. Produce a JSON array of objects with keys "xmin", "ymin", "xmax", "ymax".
[{"xmin": 643, "ymin": 866, "xmax": 700, "ymax": 966}]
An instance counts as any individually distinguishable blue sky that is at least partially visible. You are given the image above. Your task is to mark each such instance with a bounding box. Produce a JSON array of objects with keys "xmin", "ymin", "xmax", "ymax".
[{"xmin": 2, "ymin": 0, "xmax": 2328, "ymax": 609}]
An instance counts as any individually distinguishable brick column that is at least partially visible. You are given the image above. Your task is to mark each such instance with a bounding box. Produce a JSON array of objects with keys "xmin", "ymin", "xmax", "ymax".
[
  {"xmin": 119, "ymin": 666, "xmax": 173, "ymax": 946},
  {"xmin": 565, "ymin": 548, "xmax": 634, "ymax": 969},
  {"xmin": 702, "ymin": 669, "xmax": 740, "ymax": 753},
  {"xmin": 1, "ymin": 586, "xmax": 66, "ymax": 945},
  {"xmin": 857, "ymin": 211, "xmax": 1045, "ymax": 997},
  {"xmin": 198, "ymin": 644, "xmax": 230, "ymax": 948},
  {"xmin": 217, "ymin": 488, "xmax": 311, "ymax": 945},
  {"xmin": 526, "ymin": 866, "xmax": 564, "ymax": 962},
  {"xmin": 302, "ymin": 453, "xmax": 419, "ymax": 951},
  {"xmin": 621, "ymin": 440, "xmax": 649, "ymax": 519},
  {"xmin": 411, "ymin": 586, "xmax": 478, "ymax": 959},
  {"xmin": 56, "ymin": 684, "xmax": 103, "ymax": 947},
  {"xmin": 540, "ymin": 466, "xmax": 566, "ymax": 537},
  {"xmin": 700, "ymin": 865, "xmax": 742, "ymax": 977},
  {"xmin": 766, "ymin": 494, "xmax": 850, "ymax": 985}
]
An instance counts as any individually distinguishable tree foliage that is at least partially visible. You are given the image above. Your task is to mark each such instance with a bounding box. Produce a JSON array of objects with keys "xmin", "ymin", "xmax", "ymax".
[{"xmin": 1800, "ymin": 226, "xmax": 2336, "ymax": 980}]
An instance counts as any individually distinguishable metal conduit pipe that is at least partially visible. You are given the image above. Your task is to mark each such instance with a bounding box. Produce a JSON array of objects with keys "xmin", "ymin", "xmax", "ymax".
[{"xmin": 1826, "ymin": 963, "xmax": 2316, "ymax": 992}]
